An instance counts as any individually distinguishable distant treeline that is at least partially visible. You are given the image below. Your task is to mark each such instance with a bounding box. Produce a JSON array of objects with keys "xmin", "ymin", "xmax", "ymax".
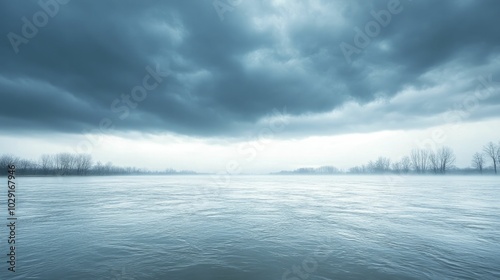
[
  {"xmin": 0, "ymin": 153, "xmax": 196, "ymax": 176},
  {"xmin": 3, "ymin": 140, "xmax": 499, "ymax": 176},
  {"xmin": 276, "ymin": 141, "xmax": 500, "ymax": 175}
]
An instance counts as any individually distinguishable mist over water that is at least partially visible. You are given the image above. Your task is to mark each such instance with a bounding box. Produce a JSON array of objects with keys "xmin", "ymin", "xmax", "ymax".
[{"xmin": 2, "ymin": 175, "xmax": 499, "ymax": 279}]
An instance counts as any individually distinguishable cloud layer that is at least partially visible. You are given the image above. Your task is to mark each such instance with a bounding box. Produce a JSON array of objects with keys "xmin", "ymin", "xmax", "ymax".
[{"xmin": 1, "ymin": 0, "xmax": 499, "ymax": 138}]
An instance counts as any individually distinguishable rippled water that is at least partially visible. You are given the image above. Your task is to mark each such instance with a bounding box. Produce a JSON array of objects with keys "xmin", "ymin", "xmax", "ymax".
[{"xmin": 1, "ymin": 175, "xmax": 499, "ymax": 279}]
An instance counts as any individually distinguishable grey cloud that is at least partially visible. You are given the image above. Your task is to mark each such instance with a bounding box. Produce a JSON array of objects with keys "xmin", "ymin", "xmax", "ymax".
[{"xmin": 0, "ymin": 0, "xmax": 499, "ymax": 138}]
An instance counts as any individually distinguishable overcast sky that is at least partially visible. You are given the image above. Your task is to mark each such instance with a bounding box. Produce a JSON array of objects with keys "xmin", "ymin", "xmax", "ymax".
[{"xmin": 1, "ymin": 0, "xmax": 499, "ymax": 173}]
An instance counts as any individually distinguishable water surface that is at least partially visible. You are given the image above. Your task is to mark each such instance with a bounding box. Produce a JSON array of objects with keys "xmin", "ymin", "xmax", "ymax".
[{"xmin": 1, "ymin": 175, "xmax": 499, "ymax": 279}]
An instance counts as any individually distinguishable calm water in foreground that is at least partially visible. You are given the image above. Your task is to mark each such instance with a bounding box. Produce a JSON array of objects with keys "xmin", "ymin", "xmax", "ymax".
[{"xmin": 1, "ymin": 175, "xmax": 499, "ymax": 280}]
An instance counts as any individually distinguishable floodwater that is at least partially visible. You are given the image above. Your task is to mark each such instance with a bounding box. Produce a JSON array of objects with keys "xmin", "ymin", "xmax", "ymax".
[{"xmin": 1, "ymin": 175, "xmax": 499, "ymax": 279}]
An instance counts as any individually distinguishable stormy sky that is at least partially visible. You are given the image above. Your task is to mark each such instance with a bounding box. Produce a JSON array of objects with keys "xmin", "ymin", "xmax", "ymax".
[{"xmin": 1, "ymin": 0, "xmax": 499, "ymax": 172}]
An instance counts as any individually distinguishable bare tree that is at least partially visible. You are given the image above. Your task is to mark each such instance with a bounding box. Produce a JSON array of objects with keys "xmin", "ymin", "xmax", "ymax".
[
  {"xmin": 17, "ymin": 159, "xmax": 37, "ymax": 174},
  {"xmin": 349, "ymin": 166, "xmax": 365, "ymax": 173},
  {"xmin": 53, "ymin": 154, "xmax": 62, "ymax": 174},
  {"xmin": 401, "ymin": 156, "xmax": 411, "ymax": 174},
  {"xmin": 410, "ymin": 149, "xmax": 429, "ymax": 174},
  {"xmin": 374, "ymin": 157, "xmax": 391, "ymax": 173},
  {"xmin": 367, "ymin": 160, "xmax": 375, "ymax": 173},
  {"xmin": 428, "ymin": 152, "xmax": 439, "ymax": 174},
  {"xmin": 40, "ymin": 154, "xmax": 55, "ymax": 175},
  {"xmin": 483, "ymin": 142, "xmax": 498, "ymax": 174},
  {"xmin": 438, "ymin": 146, "xmax": 456, "ymax": 174},
  {"xmin": 391, "ymin": 161, "xmax": 402, "ymax": 174},
  {"xmin": 1, "ymin": 153, "xmax": 152, "ymax": 176},
  {"xmin": 80, "ymin": 154, "xmax": 92, "ymax": 175},
  {"xmin": 105, "ymin": 162, "xmax": 114, "ymax": 174},
  {"xmin": 497, "ymin": 141, "xmax": 500, "ymax": 169},
  {"xmin": 471, "ymin": 152, "xmax": 484, "ymax": 174},
  {"xmin": 93, "ymin": 161, "xmax": 104, "ymax": 175},
  {"xmin": 0, "ymin": 154, "xmax": 19, "ymax": 167},
  {"xmin": 420, "ymin": 150, "xmax": 429, "ymax": 173},
  {"xmin": 74, "ymin": 154, "xmax": 93, "ymax": 175},
  {"xmin": 54, "ymin": 153, "xmax": 76, "ymax": 175}
]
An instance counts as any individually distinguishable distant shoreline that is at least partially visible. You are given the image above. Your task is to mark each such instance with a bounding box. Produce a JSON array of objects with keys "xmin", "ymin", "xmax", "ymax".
[{"xmin": 1, "ymin": 173, "xmax": 497, "ymax": 178}]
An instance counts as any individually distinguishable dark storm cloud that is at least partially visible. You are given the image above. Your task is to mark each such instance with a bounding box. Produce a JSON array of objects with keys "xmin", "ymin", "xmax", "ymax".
[{"xmin": 0, "ymin": 0, "xmax": 499, "ymax": 137}]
